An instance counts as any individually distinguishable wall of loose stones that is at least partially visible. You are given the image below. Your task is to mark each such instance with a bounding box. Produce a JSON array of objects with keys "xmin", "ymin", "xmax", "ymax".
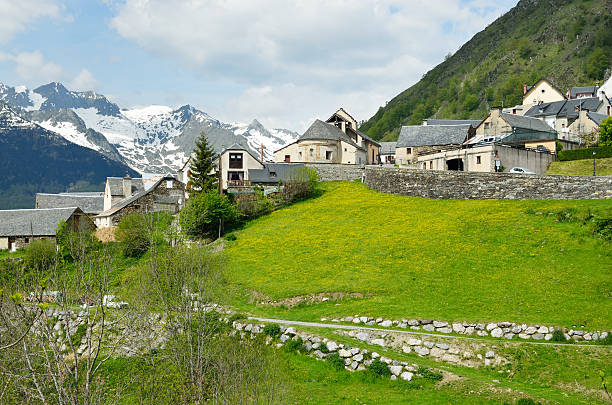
[
  {"xmin": 364, "ymin": 166, "xmax": 612, "ymax": 200},
  {"xmin": 305, "ymin": 163, "xmax": 365, "ymax": 182}
]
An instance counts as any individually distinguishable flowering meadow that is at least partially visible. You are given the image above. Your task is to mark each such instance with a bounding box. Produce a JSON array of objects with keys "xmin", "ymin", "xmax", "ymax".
[{"xmin": 225, "ymin": 182, "xmax": 612, "ymax": 330}]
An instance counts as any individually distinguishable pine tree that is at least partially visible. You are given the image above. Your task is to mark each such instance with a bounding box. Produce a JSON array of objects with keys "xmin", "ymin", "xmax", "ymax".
[{"xmin": 188, "ymin": 131, "xmax": 217, "ymax": 193}]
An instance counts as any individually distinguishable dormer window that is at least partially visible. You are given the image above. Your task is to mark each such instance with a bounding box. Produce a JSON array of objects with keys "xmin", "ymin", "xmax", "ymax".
[{"xmin": 229, "ymin": 153, "xmax": 243, "ymax": 169}]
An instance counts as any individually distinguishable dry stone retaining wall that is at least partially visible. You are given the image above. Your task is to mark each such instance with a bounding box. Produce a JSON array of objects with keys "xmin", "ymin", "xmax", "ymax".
[
  {"xmin": 364, "ymin": 166, "xmax": 612, "ymax": 200},
  {"xmin": 305, "ymin": 163, "xmax": 365, "ymax": 182},
  {"xmin": 328, "ymin": 315, "xmax": 609, "ymax": 342}
]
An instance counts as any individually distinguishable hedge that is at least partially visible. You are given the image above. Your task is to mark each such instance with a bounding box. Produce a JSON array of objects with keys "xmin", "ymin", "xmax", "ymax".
[{"xmin": 558, "ymin": 146, "xmax": 612, "ymax": 161}]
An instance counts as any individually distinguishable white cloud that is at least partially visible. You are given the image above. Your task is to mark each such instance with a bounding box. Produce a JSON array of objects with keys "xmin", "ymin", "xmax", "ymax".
[
  {"xmin": 0, "ymin": 0, "xmax": 63, "ymax": 44},
  {"xmin": 111, "ymin": 0, "xmax": 517, "ymax": 129},
  {"xmin": 69, "ymin": 69, "xmax": 98, "ymax": 91},
  {"xmin": 12, "ymin": 51, "xmax": 64, "ymax": 83}
]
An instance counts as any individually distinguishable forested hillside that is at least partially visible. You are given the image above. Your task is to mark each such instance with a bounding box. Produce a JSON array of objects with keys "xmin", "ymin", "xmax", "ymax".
[{"xmin": 360, "ymin": 0, "xmax": 612, "ymax": 141}]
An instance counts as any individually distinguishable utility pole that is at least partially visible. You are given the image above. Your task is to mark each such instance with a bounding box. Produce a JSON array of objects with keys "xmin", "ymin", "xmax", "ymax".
[
  {"xmin": 593, "ymin": 151, "xmax": 596, "ymax": 176},
  {"xmin": 218, "ymin": 153, "xmax": 223, "ymax": 196}
]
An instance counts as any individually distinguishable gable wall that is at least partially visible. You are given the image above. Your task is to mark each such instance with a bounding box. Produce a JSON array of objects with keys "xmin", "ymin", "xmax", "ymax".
[{"xmin": 523, "ymin": 81, "xmax": 565, "ymax": 105}]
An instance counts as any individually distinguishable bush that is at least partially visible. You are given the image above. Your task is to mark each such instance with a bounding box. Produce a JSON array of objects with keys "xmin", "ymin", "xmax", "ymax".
[
  {"xmin": 326, "ymin": 353, "xmax": 346, "ymax": 371},
  {"xmin": 367, "ymin": 359, "xmax": 391, "ymax": 377},
  {"xmin": 600, "ymin": 117, "xmax": 612, "ymax": 147},
  {"xmin": 24, "ymin": 239, "xmax": 56, "ymax": 272},
  {"xmin": 179, "ymin": 190, "xmax": 240, "ymax": 239},
  {"xmin": 284, "ymin": 336, "xmax": 305, "ymax": 353},
  {"xmin": 593, "ymin": 217, "xmax": 612, "ymax": 241},
  {"xmin": 282, "ymin": 168, "xmax": 318, "ymax": 203},
  {"xmin": 555, "ymin": 208, "xmax": 577, "ymax": 223},
  {"xmin": 517, "ymin": 398, "xmax": 540, "ymax": 405},
  {"xmin": 550, "ymin": 329, "xmax": 567, "ymax": 342},
  {"xmin": 115, "ymin": 213, "xmax": 151, "ymax": 257},
  {"xmin": 602, "ymin": 333, "xmax": 612, "ymax": 345},
  {"xmin": 418, "ymin": 366, "xmax": 443, "ymax": 382},
  {"xmin": 558, "ymin": 146, "xmax": 612, "ymax": 161},
  {"xmin": 263, "ymin": 324, "xmax": 281, "ymax": 337},
  {"xmin": 235, "ymin": 193, "xmax": 273, "ymax": 219}
]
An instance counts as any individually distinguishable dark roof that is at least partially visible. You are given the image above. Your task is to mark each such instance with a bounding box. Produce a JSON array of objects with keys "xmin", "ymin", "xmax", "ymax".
[
  {"xmin": 248, "ymin": 163, "xmax": 305, "ymax": 184},
  {"xmin": 586, "ymin": 112, "xmax": 609, "ymax": 126},
  {"xmin": 570, "ymin": 86, "xmax": 598, "ymax": 98},
  {"xmin": 97, "ymin": 175, "xmax": 183, "ymax": 218},
  {"xmin": 379, "ymin": 142, "xmax": 397, "ymax": 155},
  {"xmin": 107, "ymin": 177, "xmax": 145, "ymax": 196},
  {"xmin": 397, "ymin": 125, "xmax": 470, "ymax": 147},
  {"xmin": 36, "ymin": 192, "xmax": 104, "ymax": 214},
  {"xmin": 220, "ymin": 143, "xmax": 262, "ymax": 164},
  {"xmin": 500, "ymin": 113, "xmax": 555, "ymax": 133},
  {"xmin": 524, "ymin": 100, "xmax": 567, "ymax": 117},
  {"xmin": 0, "ymin": 207, "xmax": 83, "ymax": 237},
  {"xmin": 525, "ymin": 98, "xmax": 603, "ymax": 119},
  {"xmin": 424, "ymin": 119, "xmax": 481, "ymax": 127},
  {"xmin": 299, "ymin": 120, "xmax": 365, "ymax": 151}
]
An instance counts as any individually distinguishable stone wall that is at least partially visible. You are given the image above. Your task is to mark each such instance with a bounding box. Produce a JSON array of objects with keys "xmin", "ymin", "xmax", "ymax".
[
  {"xmin": 364, "ymin": 166, "xmax": 612, "ymax": 200},
  {"xmin": 305, "ymin": 163, "xmax": 365, "ymax": 182}
]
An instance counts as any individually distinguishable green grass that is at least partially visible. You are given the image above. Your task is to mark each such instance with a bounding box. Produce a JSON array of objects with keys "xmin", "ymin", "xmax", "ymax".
[
  {"xmin": 225, "ymin": 181, "xmax": 612, "ymax": 329},
  {"xmin": 547, "ymin": 157, "xmax": 612, "ymax": 176}
]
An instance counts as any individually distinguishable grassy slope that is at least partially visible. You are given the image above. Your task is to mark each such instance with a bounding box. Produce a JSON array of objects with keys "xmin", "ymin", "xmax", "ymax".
[
  {"xmin": 547, "ymin": 157, "xmax": 612, "ymax": 176},
  {"xmin": 225, "ymin": 182, "xmax": 612, "ymax": 329},
  {"xmin": 359, "ymin": 0, "xmax": 612, "ymax": 140}
]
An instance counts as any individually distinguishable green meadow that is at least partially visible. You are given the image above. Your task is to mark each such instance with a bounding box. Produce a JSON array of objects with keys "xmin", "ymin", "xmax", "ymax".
[
  {"xmin": 225, "ymin": 181, "xmax": 612, "ymax": 329},
  {"xmin": 547, "ymin": 157, "xmax": 612, "ymax": 177}
]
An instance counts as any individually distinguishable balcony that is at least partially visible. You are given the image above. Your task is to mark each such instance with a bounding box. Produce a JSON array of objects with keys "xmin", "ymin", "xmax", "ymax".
[{"xmin": 227, "ymin": 180, "xmax": 251, "ymax": 187}]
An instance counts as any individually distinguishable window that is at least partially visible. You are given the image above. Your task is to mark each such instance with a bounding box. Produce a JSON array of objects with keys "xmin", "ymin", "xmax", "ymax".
[
  {"xmin": 285, "ymin": 155, "xmax": 291, "ymax": 163},
  {"xmin": 562, "ymin": 123, "xmax": 565, "ymax": 128},
  {"xmin": 298, "ymin": 151, "xmax": 302, "ymax": 158},
  {"xmin": 309, "ymin": 148, "xmax": 314, "ymax": 157},
  {"xmin": 326, "ymin": 151, "xmax": 332, "ymax": 160},
  {"xmin": 423, "ymin": 163, "xmax": 426, "ymax": 169},
  {"xmin": 476, "ymin": 156, "xmax": 481, "ymax": 164},
  {"xmin": 541, "ymin": 89, "xmax": 545, "ymax": 93},
  {"xmin": 270, "ymin": 171, "xmax": 277, "ymax": 178},
  {"xmin": 166, "ymin": 180, "xmax": 173, "ymax": 189},
  {"xmin": 229, "ymin": 153, "xmax": 243, "ymax": 169},
  {"xmin": 344, "ymin": 148, "xmax": 347, "ymax": 152},
  {"xmin": 484, "ymin": 122, "xmax": 491, "ymax": 129},
  {"xmin": 407, "ymin": 147, "xmax": 412, "ymax": 154},
  {"xmin": 429, "ymin": 161, "xmax": 433, "ymax": 169}
]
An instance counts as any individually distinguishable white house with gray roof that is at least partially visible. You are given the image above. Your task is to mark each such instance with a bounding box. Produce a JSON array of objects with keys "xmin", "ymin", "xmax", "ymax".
[{"xmin": 0, "ymin": 207, "xmax": 94, "ymax": 251}]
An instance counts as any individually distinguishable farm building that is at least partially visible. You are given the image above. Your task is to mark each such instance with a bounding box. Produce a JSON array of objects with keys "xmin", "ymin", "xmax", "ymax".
[
  {"xmin": 36, "ymin": 192, "xmax": 104, "ymax": 216},
  {"xmin": 0, "ymin": 207, "xmax": 94, "ymax": 251}
]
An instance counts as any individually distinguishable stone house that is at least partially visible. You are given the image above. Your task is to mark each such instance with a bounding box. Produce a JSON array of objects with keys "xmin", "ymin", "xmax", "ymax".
[
  {"xmin": 94, "ymin": 175, "xmax": 185, "ymax": 228},
  {"xmin": 566, "ymin": 110, "xmax": 609, "ymax": 143},
  {"xmin": 36, "ymin": 192, "xmax": 104, "ymax": 216},
  {"xmin": 475, "ymin": 108, "xmax": 557, "ymax": 152},
  {"xmin": 274, "ymin": 108, "xmax": 380, "ymax": 165},
  {"xmin": 379, "ymin": 142, "xmax": 397, "ymax": 164},
  {"xmin": 395, "ymin": 123, "xmax": 474, "ymax": 167},
  {"xmin": 103, "ymin": 175, "xmax": 145, "ymax": 211},
  {"xmin": 522, "ymin": 78, "xmax": 565, "ymax": 106},
  {"xmin": 0, "ymin": 207, "xmax": 94, "ymax": 251}
]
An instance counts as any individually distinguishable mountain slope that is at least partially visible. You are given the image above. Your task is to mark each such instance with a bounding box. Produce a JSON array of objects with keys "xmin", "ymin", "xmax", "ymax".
[
  {"xmin": 360, "ymin": 0, "xmax": 612, "ymax": 141},
  {"xmin": 0, "ymin": 102, "xmax": 137, "ymax": 209}
]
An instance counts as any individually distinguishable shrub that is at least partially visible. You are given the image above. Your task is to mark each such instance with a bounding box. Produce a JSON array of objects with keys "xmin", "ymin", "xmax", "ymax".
[
  {"xmin": 550, "ymin": 329, "xmax": 567, "ymax": 342},
  {"xmin": 558, "ymin": 146, "xmax": 612, "ymax": 161},
  {"xmin": 225, "ymin": 234, "xmax": 237, "ymax": 241},
  {"xmin": 24, "ymin": 239, "xmax": 56, "ymax": 272},
  {"xmin": 555, "ymin": 208, "xmax": 577, "ymax": 223},
  {"xmin": 602, "ymin": 333, "xmax": 612, "ymax": 346},
  {"xmin": 115, "ymin": 213, "xmax": 151, "ymax": 257},
  {"xmin": 517, "ymin": 398, "xmax": 540, "ymax": 405},
  {"xmin": 284, "ymin": 336, "xmax": 305, "ymax": 353},
  {"xmin": 367, "ymin": 359, "xmax": 391, "ymax": 377},
  {"xmin": 326, "ymin": 353, "xmax": 346, "ymax": 371},
  {"xmin": 418, "ymin": 366, "xmax": 443, "ymax": 382},
  {"xmin": 263, "ymin": 324, "xmax": 281, "ymax": 337},
  {"xmin": 235, "ymin": 193, "xmax": 273, "ymax": 219},
  {"xmin": 282, "ymin": 168, "xmax": 318, "ymax": 203},
  {"xmin": 593, "ymin": 217, "xmax": 612, "ymax": 241},
  {"xmin": 600, "ymin": 117, "xmax": 612, "ymax": 147},
  {"xmin": 179, "ymin": 190, "xmax": 240, "ymax": 238}
]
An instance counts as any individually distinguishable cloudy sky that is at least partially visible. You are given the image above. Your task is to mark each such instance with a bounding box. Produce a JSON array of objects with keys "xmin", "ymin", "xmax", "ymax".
[{"xmin": 0, "ymin": 0, "xmax": 518, "ymax": 131}]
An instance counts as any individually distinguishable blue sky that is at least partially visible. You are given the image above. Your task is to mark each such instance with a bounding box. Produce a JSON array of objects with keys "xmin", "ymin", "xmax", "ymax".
[{"xmin": 0, "ymin": 0, "xmax": 518, "ymax": 131}]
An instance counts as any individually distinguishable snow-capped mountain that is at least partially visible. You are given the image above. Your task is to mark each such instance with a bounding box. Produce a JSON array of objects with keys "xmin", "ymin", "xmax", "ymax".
[{"xmin": 0, "ymin": 82, "xmax": 299, "ymax": 174}]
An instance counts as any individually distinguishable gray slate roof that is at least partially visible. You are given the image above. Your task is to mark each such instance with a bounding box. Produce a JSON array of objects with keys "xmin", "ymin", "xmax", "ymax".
[
  {"xmin": 0, "ymin": 207, "xmax": 81, "ymax": 237},
  {"xmin": 299, "ymin": 120, "xmax": 365, "ymax": 151},
  {"xmin": 36, "ymin": 192, "xmax": 104, "ymax": 214},
  {"xmin": 525, "ymin": 98, "xmax": 603, "ymax": 119},
  {"xmin": 248, "ymin": 163, "xmax": 305, "ymax": 184},
  {"xmin": 97, "ymin": 175, "xmax": 183, "ymax": 218},
  {"xmin": 500, "ymin": 112, "xmax": 555, "ymax": 133},
  {"xmin": 424, "ymin": 119, "xmax": 481, "ymax": 126},
  {"xmin": 524, "ymin": 100, "xmax": 567, "ymax": 117},
  {"xmin": 107, "ymin": 177, "xmax": 145, "ymax": 196},
  {"xmin": 586, "ymin": 112, "xmax": 608, "ymax": 126},
  {"xmin": 379, "ymin": 142, "xmax": 397, "ymax": 155},
  {"xmin": 570, "ymin": 86, "xmax": 598, "ymax": 98},
  {"xmin": 397, "ymin": 125, "xmax": 470, "ymax": 147}
]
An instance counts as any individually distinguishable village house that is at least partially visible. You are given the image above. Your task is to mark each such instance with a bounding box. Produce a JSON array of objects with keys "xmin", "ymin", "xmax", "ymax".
[
  {"xmin": 379, "ymin": 142, "xmax": 397, "ymax": 164},
  {"xmin": 395, "ymin": 121, "xmax": 476, "ymax": 167},
  {"xmin": 218, "ymin": 143, "xmax": 265, "ymax": 190},
  {"xmin": 274, "ymin": 108, "xmax": 380, "ymax": 165},
  {"xmin": 94, "ymin": 174, "xmax": 185, "ymax": 228},
  {"xmin": 597, "ymin": 75, "xmax": 612, "ymax": 102},
  {"xmin": 0, "ymin": 207, "xmax": 94, "ymax": 251},
  {"xmin": 522, "ymin": 78, "xmax": 566, "ymax": 106},
  {"xmin": 570, "ymin": 85, "xmax": 599, "ymax": 99},
  {"xmin": 35, "ymin": 192, "xmax": 104, "ymax": 216}
]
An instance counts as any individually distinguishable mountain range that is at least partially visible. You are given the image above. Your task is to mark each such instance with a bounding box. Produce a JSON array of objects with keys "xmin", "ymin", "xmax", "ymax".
[
  {"xmin": 0, "ymin": 81, "xmax": 299, "ymax": 209},
  {"xmin": 360, "ymin": 0, "xmax": 612, "ymax": 140}
]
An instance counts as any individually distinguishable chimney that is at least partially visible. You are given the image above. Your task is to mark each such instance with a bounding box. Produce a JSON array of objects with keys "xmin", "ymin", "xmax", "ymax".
[
  {"xmin": 123, "ymin": 173, "xmax": 132, "ymax": 198},
  {"xmin": 491, "ymin": 107, "xmax": 502, "ymax": 118},
  {"xmin": 523, "ymin": 84, "xmax": 527, "ymax": 95}
]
